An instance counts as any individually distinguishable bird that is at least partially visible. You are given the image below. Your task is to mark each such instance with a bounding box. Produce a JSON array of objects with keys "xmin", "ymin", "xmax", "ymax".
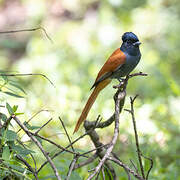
[{"xmin": 74, "ymin": 32, "xmax": 141, "ymax": 133}]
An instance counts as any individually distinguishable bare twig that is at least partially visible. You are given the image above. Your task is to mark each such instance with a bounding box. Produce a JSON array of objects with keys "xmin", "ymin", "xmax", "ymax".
[
  {"xmin": 141, "ymin": 154, "xmax": 153, "ymax": 180},
  {"xmin": 12, "ymin": 115, "xmax": 61, "ymax": 180},
  {"xmin": 130, "ymin": 159, "xmax": 139, "ymax": 174},
  {"xmin": 109, "ymin": 156, "xmax": 144, "ymax": 180},
  {"xmin": 16, "ymin": 154, "xmax": 39, "ymax": 180},
  {"xmin": 1, "ymin": 115, "xmax": 12, "ymax": 129},
  {"xmin": 101, "ymin": 166, "xmax": 106, "ymax": 180},
  {"xmin": 0, "ymin": 73, "xmax": 55, "ymax": 87},
  {"xmin": 73, "ymin": 153, "xmax": 98, "ymax": 170},
  {"xmin": 65, "ymin": 155, "xmax": 79, "ymax": 180},
  {"xmin": 127, "ymin": 96, "xmax": 145, "ymax": 179},
  {"xmin": 30, "ymin": 131, "xmax": 79, "ymax": 156},
  {"xmin": 35, "ymin": 118, "xmax": 53, "ymax": 134},
  {"xmin": 104, "ymin": 161, "xmax": 116, "ymax": 180},
  {"xmin": 0, "ymin": 27, "xmax": 53, "ymax": 43},
  {"xmin": 59, "ymin": 117, "xmax": 75, "ymax": 152},
  {"xmin": 17, "ymin": 109, "xmax": 51, "ymax": 133}
]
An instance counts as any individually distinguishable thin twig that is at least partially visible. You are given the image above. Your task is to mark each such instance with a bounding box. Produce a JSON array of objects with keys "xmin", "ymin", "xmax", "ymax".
[
  {"xmin": 0, "ymin": 73, "xmax": 55, "ymax": 87},
  {"xmin": 101, "ymin": 166, "xmax": 106, "ymax": 180},
  {"xmin": 141, "ymin": 154, "xmax": 153, "ymax": 180},
  {"xmin": 73, "ymin": 153, "xmax": 98, "ymax": 170},
  {"xmin": 16, "ymin": 154, "xmax": 39, "ymax": 180},
  {"xmin": 59, "ymin": 117, "xmax": 75, "ymax": 152},
  {"xmin": 30, "ymin": 131, "xmax": 80, "ymax": 156},
  {"xmin": 130, "ymin": 159, "xmax": 139, "ymax": 174},
  {"xmin": 1, "ymin": 115, "xmax": 12, "ymax": 129},
  {"xmin": 109, "ymin": 156, "xmax": 144, "ymax": 180},
  {"xmin": 65, "ymin": 155, "xmax": 79, "ymax": 180},
  {"xmin": 129, "ymin": 96, "xmax": 145, "ymax": 179},
  {"xmin": 12, "ymin": 115, "xmax": 61, "ymax": 180},
  {"xmin": 35, "ymin": 118, "xmax": 53, "ymax": 134},
  {"xmin": 0, "ymin": 27, "xmax": 53, "ymax": 43},
  {"xmin": 16, "ymin": 139, "xmax": 38, "ymax": 173},
  {"xmin": 16, "ymin": 109, "xmax": 51, "ymax": 133}
]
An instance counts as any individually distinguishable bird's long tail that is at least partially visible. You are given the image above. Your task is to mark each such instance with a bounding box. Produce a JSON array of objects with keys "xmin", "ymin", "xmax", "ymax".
[{"xmin": 73, "ymin": 79, "xmax": 111, "ymax": 133}]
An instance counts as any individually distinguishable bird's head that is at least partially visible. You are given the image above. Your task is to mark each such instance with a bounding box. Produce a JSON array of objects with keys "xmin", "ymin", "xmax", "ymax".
[{"xmin": 121, "ymin": 32, "xmax": 141, "ymax": 55}]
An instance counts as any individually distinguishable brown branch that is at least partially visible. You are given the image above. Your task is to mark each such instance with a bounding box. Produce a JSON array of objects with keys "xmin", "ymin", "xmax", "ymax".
[
  {"xmin": 141, "ymin": 154, "xmax": 153, "ymax": 180},
  {"xmin": 16, "ymin": 139, "xmax": 38, "ymax": 173},
  {"xmin": 108, "ymin": 156, "xmax": 144, "ymax": 180},
  {"xmin": 16, "ymin": 154, "xmax": 39, "ymax": 180},
  {"xmin": 73, "ymin": 153, "xmax": 98, "ymax": 170},
  {"xmin": 127, "ymin": 95, "xmax": 145, "ymax": 179},
  {"xmin": 0, "ymin": 73, "xmax": 55, "ymax": 87},
  {"xmin": 86, "ymin": 82, "xmax": 126, "ymax": 179},
  {"xmin": 35, "ymin": 118, "xmax": 53, "ymax": 134},
  {"xmin": 65, "ymin": 155, "xmax": 79, "ymax": 180},
  {"xmin": 17, "ymin": 109, "xmax": 51, "ymax": 133},
  {"xmin": 0, "ymin": 27, "xmax": 53, "ymax": 43},
  {"xmin": 59, "ymin": 117, "xmax": 75, "ymax": 152},
  {"xmin": 1, "ymin": 115, "xmax": 12, "ymax": 129},
  {"xmin": 12, "ymin": 115, "xmax": 61, "ymax": 180},
  {"xmin": 81, "ymin": 72, "xmax": 148, "ymax": 179}
]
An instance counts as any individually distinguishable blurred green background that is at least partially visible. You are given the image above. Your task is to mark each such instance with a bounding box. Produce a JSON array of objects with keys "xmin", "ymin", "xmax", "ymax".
[{"xmin": 0, "ymin": 0, "xmax": 179, "ymax": 179}]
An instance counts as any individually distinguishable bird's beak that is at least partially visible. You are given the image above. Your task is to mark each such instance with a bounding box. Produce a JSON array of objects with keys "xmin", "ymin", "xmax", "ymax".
[{"xmin": 133, "ymin": 41, "xmax": 141, "ymax": 46}]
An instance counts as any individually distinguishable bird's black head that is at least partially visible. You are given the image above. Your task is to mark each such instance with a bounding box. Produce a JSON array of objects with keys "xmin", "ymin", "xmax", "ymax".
[{"xmin": 121, "ymin": 32, "xmax": 141, "ymax": 56}]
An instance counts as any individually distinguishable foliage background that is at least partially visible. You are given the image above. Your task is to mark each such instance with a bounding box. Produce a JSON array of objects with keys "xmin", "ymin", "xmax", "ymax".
[{"xmin": 0, "ymin": 0, "xmax": 179, "ymax": 179}]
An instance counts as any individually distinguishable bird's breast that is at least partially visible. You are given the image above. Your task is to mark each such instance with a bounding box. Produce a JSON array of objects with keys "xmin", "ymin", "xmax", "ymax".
[{"xmin": 111, "ymin": 53, "xmax": 141, "ymax": 79}]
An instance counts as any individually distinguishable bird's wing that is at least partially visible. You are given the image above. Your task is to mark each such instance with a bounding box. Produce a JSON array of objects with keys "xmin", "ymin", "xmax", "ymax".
[{"xmin": 91, "ymin": 48, "xmax": 126, "ymax": 89}]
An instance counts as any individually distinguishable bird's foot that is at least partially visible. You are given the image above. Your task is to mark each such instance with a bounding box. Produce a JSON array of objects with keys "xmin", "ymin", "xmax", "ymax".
[{"xmin": 113, "ymin": 81, "xmax": 124, "ymax": 89}]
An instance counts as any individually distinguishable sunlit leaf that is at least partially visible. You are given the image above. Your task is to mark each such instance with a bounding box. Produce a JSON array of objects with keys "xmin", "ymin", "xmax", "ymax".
[
  {"xmin": 12, "ymin": 105, "xmax": 18, "ymax": 112},
  {"xmin": 9, "ymin": 82, "xmax": 26, "ymax": 94},
  {"xmin": 4, "ymin": 91, "xmax": 24, "ymax": 98},
  {"xmin": 6, "ymin": 103, "xmax": 14, "ymax": 115}
]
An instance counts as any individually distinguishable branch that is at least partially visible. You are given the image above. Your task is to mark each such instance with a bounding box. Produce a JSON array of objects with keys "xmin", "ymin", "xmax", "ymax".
[
  {"xmin": 12, "ymin": 115, "xmax": 61, "ymax": 180},
  {"xmin": 0, "ymin": 27, "xmax": 53, "ymax": 43},
  {"xmin": 0, "ymin": 73, "xmax": 55, "ymax": 87},
  {"xmin": 126, "ymin": 96, "xmax": 145, "ymax": 178},
  {"xmin": 108, "ymin": 156, "xmax": 144, "ymax": 180},
  {"xmin": 16, "ymin": 154, "xmax": 39, "ymax": 180},
  {"xmin": 73, "ymin": 153, "xmax": 98, "ymax": 170},
  {"xmin": 65, "ymin": 155, "xmax": 79, "ymax": 180},
  {"xmin": 86, "ymin": 81, "xmax": 126, "ymax": 179}
]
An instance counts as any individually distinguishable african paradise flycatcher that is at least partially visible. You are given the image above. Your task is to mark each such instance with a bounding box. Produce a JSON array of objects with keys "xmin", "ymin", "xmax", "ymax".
[{"xmin": 74, "ymin": 32, "xmax": 141, "ymax": 133}]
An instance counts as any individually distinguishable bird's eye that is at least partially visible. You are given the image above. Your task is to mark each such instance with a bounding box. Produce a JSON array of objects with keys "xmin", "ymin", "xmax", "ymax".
[{"xmin": 126, "ymin": 39, "xmax": 131, "ymax": 43}]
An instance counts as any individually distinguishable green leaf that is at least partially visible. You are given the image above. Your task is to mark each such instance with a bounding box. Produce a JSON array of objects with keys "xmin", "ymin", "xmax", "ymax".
[
  {"xmin": 5, "ymin": 130, "xmax": 17, "ymax": 141},
  {"xmin": 6, "ymin": 103, "xmax": 14, "ymax": 115},
  {"xmin": 4, "ymin": 91, "xmax": 24, "ymax": 98},
  {"xmin": 0, "ymin": 113, "xmax": 7, "ymax": 122},
  {"xmin": 9, "ymin": 82, "xmax": 26, "ymax": 94},
  {"xmin": 2, "ymin": 146, "xmax": 10, "ymax": 160},
  {"xmin": 14, "ymin": 112, "xmax": 24, "ymax": 116},
  {"xmin": 12, "ymin": 105, "xmax": 18, "ymax": 112},
  {"xmin": 1, "ymin": 75, "xmax": 8, "ymax": 82},
  {"xmin": 13, "ymin": 145, "xmax": 35, "ymax": 157},
  {"xmin": 70, "ymin": 171, "xmax": 81, "ymax": 180}
]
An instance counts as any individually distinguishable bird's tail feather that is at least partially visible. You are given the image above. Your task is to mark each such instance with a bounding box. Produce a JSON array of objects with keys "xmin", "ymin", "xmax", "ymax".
[{"xmin": 73, "ymin": 79, "xmax": 111, "ymax": 133}]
